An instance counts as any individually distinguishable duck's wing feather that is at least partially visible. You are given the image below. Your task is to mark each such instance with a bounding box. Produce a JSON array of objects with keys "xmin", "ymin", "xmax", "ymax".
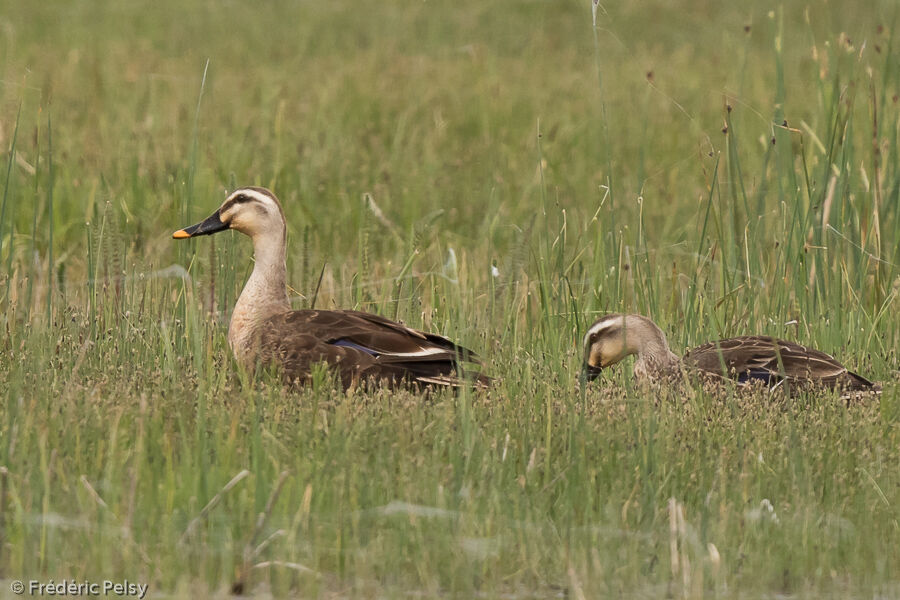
[
  {"xmin": 328, "ymin": 310, "xmax": 479, "ymax": 360},
  {"xmin": 255, "ymin": 309, "xmax": 487, "ymax": 388},
  {"xmin": 683, "ymin": 335, "xmax": 876, "ymax": 390}
]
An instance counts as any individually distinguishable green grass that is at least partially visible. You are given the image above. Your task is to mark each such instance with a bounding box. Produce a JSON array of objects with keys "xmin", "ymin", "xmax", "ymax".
[{"xmin": 1, "ymin": 0, "xmax": 899, "ymax": 597}]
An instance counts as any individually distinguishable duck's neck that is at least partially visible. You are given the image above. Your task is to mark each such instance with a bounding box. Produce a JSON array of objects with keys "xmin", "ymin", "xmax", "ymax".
[
  {"xmin": 228, "ymin": 227, "xmax": 291, "ymax": 361},
  {"xmin": 632, "ymin": 335, "xmax": 681, "ymax": 379}
]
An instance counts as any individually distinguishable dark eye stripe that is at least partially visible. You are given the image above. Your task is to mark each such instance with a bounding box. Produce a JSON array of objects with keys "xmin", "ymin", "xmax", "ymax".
[
  {"xmin": 227, "ymin": 194, "xmax": 255, "ymax": 207},
  {"xmin": 221, "ymin": 194, "xmax": 258, "ymax": 213},
  {"xmin": 590, "ymin": 324, "xmax": 619, "ymax": 340}
]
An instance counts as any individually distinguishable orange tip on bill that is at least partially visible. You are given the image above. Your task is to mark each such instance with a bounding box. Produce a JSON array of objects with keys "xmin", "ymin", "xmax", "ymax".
[{"xmin": 172, "ymin": 229, "xmax": 191, "ymax": 239}]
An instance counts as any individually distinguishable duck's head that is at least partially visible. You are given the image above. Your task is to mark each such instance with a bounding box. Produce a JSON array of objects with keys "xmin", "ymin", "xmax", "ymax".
[
  {"xmin": 172, "ymin": 187, "xmax": 285, "ymax": 240},
  {"xmin": 582, "ymin": 313, "xmax": 668, "ymax": 381}
]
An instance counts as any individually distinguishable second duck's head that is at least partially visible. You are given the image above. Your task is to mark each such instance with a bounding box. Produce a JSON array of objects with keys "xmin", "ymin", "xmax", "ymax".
[
  {"xmin": 582, "ymin": 313, "xmax": 671, "ymax": 381},
  {"xmin": 172, "ymin": 187, "xmax": 285, "ymax": 241}
]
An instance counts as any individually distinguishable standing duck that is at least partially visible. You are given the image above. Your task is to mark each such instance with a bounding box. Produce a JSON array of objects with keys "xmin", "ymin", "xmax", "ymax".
[
  {"xmin": 582, "ymin": 313, "xmax": 879, "ymax": 394},
  {"xmin": 173, "ymin": 186, "xmax": 488, "ymax": 389}
]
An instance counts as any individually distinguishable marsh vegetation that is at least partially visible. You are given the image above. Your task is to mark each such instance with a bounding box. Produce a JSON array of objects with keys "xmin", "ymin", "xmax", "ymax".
[{"xmin": 0, "ymin": 1, "xmax": 898, "ymax": 597}]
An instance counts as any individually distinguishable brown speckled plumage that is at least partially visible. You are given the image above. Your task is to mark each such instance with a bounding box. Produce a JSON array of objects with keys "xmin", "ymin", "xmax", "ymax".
[
  {"xmin": 682, "ymin": 335, "xmax": 875, "ymax": 391},
  {"xmin": 253, "ymin": 309, "xmax": 487, "ymax": 388}
]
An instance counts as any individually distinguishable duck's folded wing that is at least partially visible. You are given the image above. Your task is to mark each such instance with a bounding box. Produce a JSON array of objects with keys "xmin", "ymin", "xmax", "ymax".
[
  {"xmin": 337, "ymin": 310, "xmax": 480, "ymax": 360},
  {"xmin": 683, "ymin": 335, "xmax": 866, "ymax": 386},
  {"xmin": 257, "ymin": 309, "xmax": 487, "ymax": 387},
  {"xmin": 273, "ymin": 309, "xmax": 478, "ymax": 361}
]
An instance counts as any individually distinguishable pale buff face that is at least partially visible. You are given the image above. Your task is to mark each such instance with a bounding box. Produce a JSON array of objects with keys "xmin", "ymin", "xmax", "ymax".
[
  {"xmin": 583, "ymin": 314, "xmax": 634, "ymax": 370},
  {"xmin": 218, "ymin": 187, "xmax": 285, "ymax": 238}
]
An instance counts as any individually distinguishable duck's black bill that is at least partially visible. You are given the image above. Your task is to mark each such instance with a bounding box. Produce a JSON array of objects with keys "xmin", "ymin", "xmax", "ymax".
[
  {"xmin": 172, "ymin": 210, "xmax": 228, "ymax": 239},
  {"xmin": 582, "ymin": 364, "xmax": 603, "ymax": 382}
]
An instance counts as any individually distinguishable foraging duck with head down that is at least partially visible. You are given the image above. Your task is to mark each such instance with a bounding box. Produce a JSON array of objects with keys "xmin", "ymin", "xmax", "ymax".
[
  {"xmin": 174, "ymin": 186, "xmax": 488, "ymax": 389},
  {"xmin": 582, "ymin": 313, "xmax": 879, "ymax": 395}
]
